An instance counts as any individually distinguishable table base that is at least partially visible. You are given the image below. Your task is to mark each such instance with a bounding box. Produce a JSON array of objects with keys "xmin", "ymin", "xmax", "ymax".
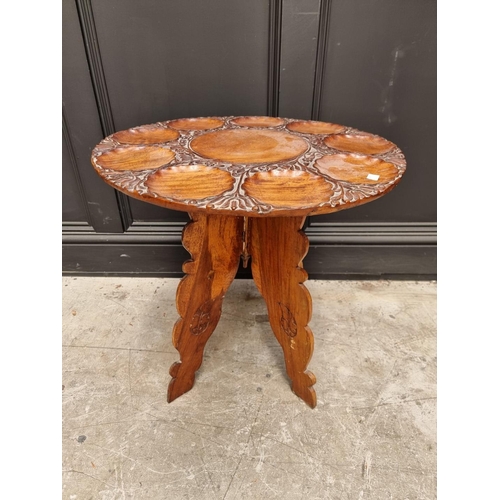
[{"xmin": 167, "ymin": 213, "xmax": 317, "ymax": 408}]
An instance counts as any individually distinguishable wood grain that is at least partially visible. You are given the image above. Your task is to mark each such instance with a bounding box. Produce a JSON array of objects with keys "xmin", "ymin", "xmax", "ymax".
[
  {"xmin": 169, "ymin": 213, "xmax": 318, "ymax": 407},
  {"xmin": 167, "ymin": 213, "xmax": 243, "ymax": 403},
  {"xmin": 168, "ymin": 117, "xmax": 224, "ymax": 130},
  {"xmin": 112, "ymin": 125, "xmax": 179, "ymax": 144},
  {"xmin": 286, "ymin": 120, "xmax": 345, "ymax": 134},
  {"xmin": 231, "ymin": 116, "xmax": 284, "ymax": 128},
  {"xmin": 97, "ymin": 145, "xmax": 175, "ymax": 171},
  {"xmin": 92, "ymin": 116, "xmax": 406, "ymax": 216},
  {"xmin": 324, "ymin": 133, "xmax": 395, "ymax": 155},
  {"xmin": 190, "ymin": 129, "xmax": 308, "ymax": 164},
  {"xmin": 242, "ymin": 170, "xmax": 332, "ymax": 208},
  {"xmin": 315, "ymin": 154, "xmax": 400, "ymax": 184},
  {"xmin": 249, "ymin": 216, "xmax": 317, "ymax": 408},
  {"xmin": 146, "ymin": 165, "xmax": 234, "ymax": 201}
]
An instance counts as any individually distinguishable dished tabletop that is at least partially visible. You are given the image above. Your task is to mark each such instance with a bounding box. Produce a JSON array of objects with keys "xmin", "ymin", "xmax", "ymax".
[{"xmin": 91, "ymin": 116, "xmax": 406, "ymax": 217}]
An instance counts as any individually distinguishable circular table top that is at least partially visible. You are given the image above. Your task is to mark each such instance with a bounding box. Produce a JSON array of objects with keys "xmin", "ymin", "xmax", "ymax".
[{"xmin": 91, "ymin": 116, "xmax": 406, "ymax": 217}]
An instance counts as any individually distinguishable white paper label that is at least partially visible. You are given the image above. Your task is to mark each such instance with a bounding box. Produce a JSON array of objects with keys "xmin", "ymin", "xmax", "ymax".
[{"xmin": 366, "ymin": 173, "xmax": 380, "ymax": 181}]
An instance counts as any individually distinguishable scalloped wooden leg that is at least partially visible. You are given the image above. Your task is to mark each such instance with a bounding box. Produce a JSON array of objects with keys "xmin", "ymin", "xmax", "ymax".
[
  {"xmin": 249, "ymin": 216, "xmax": 317, "ymax": 408},
  {"xmin": 167, "ymin": 213, "xmax": 243, "ymax": 403}
]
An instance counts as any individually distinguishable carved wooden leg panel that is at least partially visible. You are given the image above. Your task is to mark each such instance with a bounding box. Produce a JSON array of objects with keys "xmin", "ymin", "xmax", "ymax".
[
  {"xmin": 167, "ymin": 213, "xmax": 243, "ymax": 402},
  {"xmin": 249, "ymin": 216, "xmax": 317, "ymax": 408}
]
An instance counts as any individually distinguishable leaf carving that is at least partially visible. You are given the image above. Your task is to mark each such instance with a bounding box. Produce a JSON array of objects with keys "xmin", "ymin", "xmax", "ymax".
[
  {"xmin": 190, "ymin": 298, "xmax": 216, "ymax": 335},
  {"xmin": 279, "ymin": 302, "xmax": 298, "ymax": 337},
  {"xmin": 91, "ymin": 117, "xmax": 406, "ymax": 216}
]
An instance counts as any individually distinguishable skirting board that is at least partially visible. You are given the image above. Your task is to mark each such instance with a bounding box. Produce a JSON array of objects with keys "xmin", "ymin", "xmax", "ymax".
[{"xmin": 62, "ymin": 222, "xmax": 436, "ymax": 279}]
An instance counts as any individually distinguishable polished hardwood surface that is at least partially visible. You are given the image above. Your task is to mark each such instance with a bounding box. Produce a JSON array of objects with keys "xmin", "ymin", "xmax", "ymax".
[
  {"xmin": 167, "ymin": 213, "xmax": 243, "ymax": 403},
  {"xmin": 249, "ymin": 216, "xmax": 317, "ymax": 408},
  {"xmin": 91, "ymin": 116, "xmax": 406, "ymax": 408},
  {"xmin": 92, "ymin": 116, "xmax": 406, "ymax": 218}
]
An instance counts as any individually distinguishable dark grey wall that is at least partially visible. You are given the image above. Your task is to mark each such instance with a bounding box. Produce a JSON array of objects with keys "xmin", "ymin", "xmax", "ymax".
[
  {"xmin": 63, "ymin": 0, "xmax": 436, "ymax": 279},
  {"xmin": 316, "ymin": 0, "xmax": 436, "ymax": 223}
]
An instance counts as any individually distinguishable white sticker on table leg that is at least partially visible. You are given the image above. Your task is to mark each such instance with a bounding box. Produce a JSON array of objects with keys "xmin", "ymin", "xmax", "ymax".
[{"xmin": 366, "ymin": 173, "xmax": 380, "ymax": 181}]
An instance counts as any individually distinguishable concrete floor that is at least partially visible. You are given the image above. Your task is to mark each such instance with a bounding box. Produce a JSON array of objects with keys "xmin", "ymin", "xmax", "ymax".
[{"xmin": 62, "ymin": 277, "xmax": 436, "ymax": 500}]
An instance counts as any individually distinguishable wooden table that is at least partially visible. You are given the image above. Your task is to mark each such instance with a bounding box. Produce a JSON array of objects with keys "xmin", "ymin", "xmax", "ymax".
[{"xmin": 92, "ymin": 116, "xmax": 406, "ymax": 408}]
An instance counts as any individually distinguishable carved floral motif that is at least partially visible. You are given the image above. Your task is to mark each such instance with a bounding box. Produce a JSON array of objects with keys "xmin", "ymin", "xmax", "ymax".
[
  {"xmin": 91, "ymin": 116, "xmax": 406, "ymax": 215},
  {"xmin": 190, "ymin": 297, "xmax": 217, "ymax": 335},
  {"xmin": 279, "ymin": 302, "xmax": 298, "ymax": 337}
]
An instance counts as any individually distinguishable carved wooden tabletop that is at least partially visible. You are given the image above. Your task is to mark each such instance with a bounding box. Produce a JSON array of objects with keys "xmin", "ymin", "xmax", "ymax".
[
  {"xmin": 91, "ymin": 116, "xmax": 406, "ymax": 217},
  {"xmin": 91, "ymin": 116, "xmax": 406, "ymax": 408}
]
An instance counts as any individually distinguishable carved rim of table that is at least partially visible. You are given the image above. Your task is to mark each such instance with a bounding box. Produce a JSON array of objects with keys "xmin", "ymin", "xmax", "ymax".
[{"xmin": 91, "ymin": 116, "xmax": 406, "ymax": 217}]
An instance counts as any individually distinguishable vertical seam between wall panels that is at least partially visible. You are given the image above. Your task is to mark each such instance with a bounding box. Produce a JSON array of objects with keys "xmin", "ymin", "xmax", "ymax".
[
  {"xmin": 311, "ymin": 0, "xmax": 332, "ymax": 120},
  {"xmin": 267, "ymin": 0, "xmax": 283, "ymax": 116},
  {"xmin": 62, "ymin": 108, "xmax": 95, "ymax": 228},
  {"xmin": 74, "ymin": 0, "xmax": 132, "ymax": 231}
]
